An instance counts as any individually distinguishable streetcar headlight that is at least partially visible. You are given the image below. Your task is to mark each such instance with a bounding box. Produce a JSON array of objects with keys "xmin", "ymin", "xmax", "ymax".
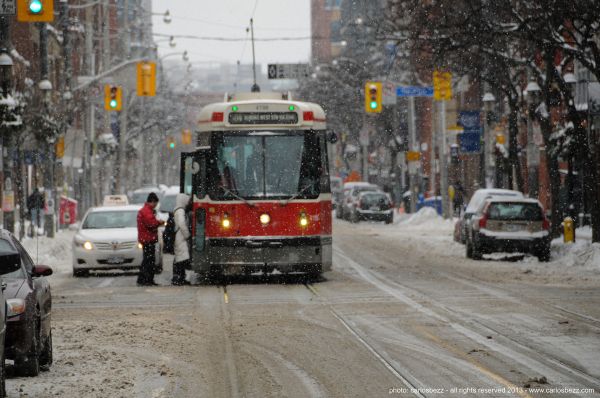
[
  {"xmin": 222, "ymin": 213, "xmax": 231, "ymax": 228},
  {"xmin": 299, "ymin": 212, "xmax": 309, "ymax": 227},
  {"xmin": 259, "ymin": 213, "xmax": 270, "ymax": 225},
  {"xmin": 6, "ymin": 299, "xmax": 26, "ymax": 318},
  {"xmin": 83, "ymin": 241, "xmax": 93, "ymax": 251}
]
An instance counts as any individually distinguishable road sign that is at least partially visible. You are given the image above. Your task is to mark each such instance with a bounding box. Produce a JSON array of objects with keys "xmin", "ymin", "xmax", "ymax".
[
  {"xmin": 267, "ymin": 63, "xmax": 310, "ymax": 80},
  {"xmin": 433, "ymin": 70, "xmax": 452, "ymax": 100},
  {"xmin": 382, "ymin": 81, "xmax": 398, "ymax": 105},
  {"xmin": 406, "ymin": 151, "xmax": 421, "ymax": 162},
  {"xmin": 0, "ymin": 0, "xmax": 15, "ymax": 15},
  {"xmin": 458, "ymin": 111, "xmax": 481, "ymax": 153},
  {"xmin": 396, "ymin": 86, "xmax": 434, "ymax": 97}
]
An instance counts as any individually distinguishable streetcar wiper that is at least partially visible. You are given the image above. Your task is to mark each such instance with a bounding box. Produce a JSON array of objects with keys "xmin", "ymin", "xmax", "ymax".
[
  {"xmin": 219, "ymin": 186, "xmax": 255, "ymax": 208},
  {"xmin": 279, "ymin": 185, "xmax": 313, "ymax": 206}
]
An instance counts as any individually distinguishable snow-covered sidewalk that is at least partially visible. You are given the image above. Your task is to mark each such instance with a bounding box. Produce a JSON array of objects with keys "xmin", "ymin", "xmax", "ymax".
[{"xmin": 352, "ymin": 207, "xmax": 600, "ymax": 275}]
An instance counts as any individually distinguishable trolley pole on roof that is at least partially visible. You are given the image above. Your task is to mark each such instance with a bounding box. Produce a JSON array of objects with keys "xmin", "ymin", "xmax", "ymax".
[{"xmin": 249, "ymin": 18, "xmax": 260, "ymax": 92}]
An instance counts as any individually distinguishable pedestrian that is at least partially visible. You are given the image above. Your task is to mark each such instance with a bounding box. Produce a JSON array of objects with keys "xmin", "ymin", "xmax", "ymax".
[
  {"xmin": 27, "ymin": 187, "xmax": 45, "ymax": 235},
  {"xmin": 137, "ymin": 193, "xmax": 164, "ymax": 286},
  {"xmin": 453, "ymin": 181, "xmax": 465, "ymax": 216},
  {"xmin": 172, "ymin": 193, "xmax": 191, "ymax": 286}
]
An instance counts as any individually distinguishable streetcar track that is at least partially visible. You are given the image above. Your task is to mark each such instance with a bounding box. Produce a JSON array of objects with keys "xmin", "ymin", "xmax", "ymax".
[
  {"xmin": 303, "ymin": 283, "xmax": 427, "ymax": 398},
  {"xmin": 333, "ymin": 247, "xmax": 600, "ymax": 392},
  {"xmin": 217, "ymin": 285, "xmax": 240, "ymax": 398}
]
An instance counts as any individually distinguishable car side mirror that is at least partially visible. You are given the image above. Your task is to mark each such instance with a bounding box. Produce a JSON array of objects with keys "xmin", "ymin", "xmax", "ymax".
[
  {"xmin": 0, "ymin": 253, "xmax": 21, "ymax": 275},
  {"xmin": 32, "ymin": 265, "xmax": 53, "ymax": 278},
  {"xmin": 327, "ymin": 131, "xmax": 338, "ymax": 144}
]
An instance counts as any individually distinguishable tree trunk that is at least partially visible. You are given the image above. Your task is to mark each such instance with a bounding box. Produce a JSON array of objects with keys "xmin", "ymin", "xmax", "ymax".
[{"xmin": 507, "ymin": 97, "xmax": 524, "ymax": 192}]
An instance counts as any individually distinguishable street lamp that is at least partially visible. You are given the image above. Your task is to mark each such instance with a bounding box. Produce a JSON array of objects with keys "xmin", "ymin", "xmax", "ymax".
[
  {"xmin": 0, "ymin": 49, "xmax": 13, "ymax": 97},
  {"xmin": 525, "ymin": 80, "xmax": 541, "ymax": 198}
]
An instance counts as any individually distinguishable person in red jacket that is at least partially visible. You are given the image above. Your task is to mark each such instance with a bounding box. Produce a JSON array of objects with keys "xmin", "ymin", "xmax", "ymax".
[{"xmin": 137, "ymin": 192, "xmax": 164, "ymax": 286}]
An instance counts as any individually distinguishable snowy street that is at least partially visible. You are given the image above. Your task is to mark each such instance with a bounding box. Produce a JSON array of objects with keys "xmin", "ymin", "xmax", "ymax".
[{"xmin": 7, "ymin": 212, "xmax": 600, "ymax": 397}]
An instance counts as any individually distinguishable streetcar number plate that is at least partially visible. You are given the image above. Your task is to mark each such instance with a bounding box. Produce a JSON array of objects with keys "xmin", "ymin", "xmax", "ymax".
[{"xmin": 228, "ymin": 112, "xmax": 298, "ymax": 125}]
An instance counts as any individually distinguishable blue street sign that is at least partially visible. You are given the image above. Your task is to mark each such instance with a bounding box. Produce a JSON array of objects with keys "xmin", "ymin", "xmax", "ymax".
[
  {"xmin": 396, "ymin": 86, "xmax": 434, "ymax": 97},
  {"xmin": 458, "ymin": 111, "xmax": 481, "ymax": 153}
]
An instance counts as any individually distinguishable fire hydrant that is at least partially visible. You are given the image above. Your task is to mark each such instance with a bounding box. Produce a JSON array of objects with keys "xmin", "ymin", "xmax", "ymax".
[{"xmin": 563, "ymin": 217, "xmax": 575, "ymax": 243}]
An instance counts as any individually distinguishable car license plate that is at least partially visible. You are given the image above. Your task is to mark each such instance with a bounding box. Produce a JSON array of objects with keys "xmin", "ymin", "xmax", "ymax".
[
  {"xmin": 370, "ymin": 206, "xmax": 380, "ymax": 211},
  {"xmin": 505, "ymin": 224, "xmax": 523, "ymax": 232},
  {"xmin": 106, "ymin": 257, "xmax": 124, "ymax": 265}
]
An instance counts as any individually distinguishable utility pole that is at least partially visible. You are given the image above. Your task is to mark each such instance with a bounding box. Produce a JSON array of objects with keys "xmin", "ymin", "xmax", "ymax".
[
  {"xmin": 439, "ymin": 99, "xmax": 449, "ymax": 219},
  {"xmin": 0, "ymin": 15, "xmax": 14, "ymax": 233},
  {"xmin": 407, "ymin": 96, "xmax": 418, "ymax": 213},
  {"xmin": 84, "ymin": 5, "xmax": 95, "ymax": 208},
  {"xmin": 116, "ymin": 0, "xmax": 130, "ymax": 194}
]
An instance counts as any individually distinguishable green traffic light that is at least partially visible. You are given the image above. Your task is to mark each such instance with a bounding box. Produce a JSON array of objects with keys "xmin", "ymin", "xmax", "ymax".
[
  {"xmin": 169, "ymin": 142, "xmax": 175, "ymax": 149},
  {"xmin": 370, "ymin": 101, "xmax": 378, "ymax": 109},
  {"xmin": 29, "ymin": 0, "xmax": 43, "ymax": 14},
  {"xmin": 109, "ymin": 99, "xmax": 118, "ymax": 109}
]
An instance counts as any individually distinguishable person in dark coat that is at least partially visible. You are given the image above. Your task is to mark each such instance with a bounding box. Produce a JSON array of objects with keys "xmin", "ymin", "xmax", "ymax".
[
  {"xmin": 136, "ymin": 193, "xmax": 164, "ymax": 286},
  {"xmin": 27, "ymin": 188, "xmax": 45, "ymax": 228}
]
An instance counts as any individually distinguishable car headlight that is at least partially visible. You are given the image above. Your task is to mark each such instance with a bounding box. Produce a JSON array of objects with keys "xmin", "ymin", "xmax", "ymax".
[
  {"xmin": 83, "ymin": 241, "xmax": 93, "ymax": 250},
  {"xmin": 6, "ymin": 298, "xmax": 26, "ymax": 318}
]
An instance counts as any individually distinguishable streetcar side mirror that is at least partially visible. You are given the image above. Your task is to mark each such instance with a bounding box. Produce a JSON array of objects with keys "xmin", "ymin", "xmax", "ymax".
[{"xmin": 327, "ymin": 131, "xmax": 338, "ymax": 144}]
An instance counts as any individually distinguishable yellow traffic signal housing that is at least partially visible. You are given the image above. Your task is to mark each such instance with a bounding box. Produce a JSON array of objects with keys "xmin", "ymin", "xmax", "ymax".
[
  {"xmin": 167, "ymin": 137, "xmax": 176, "ymax": 149},
  {"xmin": 55, "ymin": 135, "xmax": 65, "ymax": 159},
  {"xmin": 17, "ymin": 0, "xmax": 54, "ymax": 22},
  {"xmin": 137, "ymin": 61, "xmax": 156, "ymax": 96},
  {"xmin": 365, "ymin": 81, "xmax": 382, "ymax": 113},
  {"xmin": 433, "ymin": 70, "xmax": 452, "ymax": 100},
  {"xmin": 181, "ymin": 129, "xmax": 193, "ymax": 145},
  {"xmin": 104, "ymin": 85, "xmax": 122, "ymax": 111}
]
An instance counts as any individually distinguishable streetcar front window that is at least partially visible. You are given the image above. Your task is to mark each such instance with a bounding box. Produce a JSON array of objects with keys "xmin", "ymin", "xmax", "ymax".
[{"xmin": 209, "ymin": 131, "xmax": 321, "ymax": 200}]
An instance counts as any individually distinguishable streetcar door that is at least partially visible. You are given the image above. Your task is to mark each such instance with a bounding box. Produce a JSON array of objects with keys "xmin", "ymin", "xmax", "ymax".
[{"xmin": 180, "ymin": 149, "xmax": 209, "ymax": 270}]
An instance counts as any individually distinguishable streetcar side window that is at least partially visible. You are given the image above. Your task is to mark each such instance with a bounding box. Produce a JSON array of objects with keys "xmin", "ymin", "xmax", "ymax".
[{"xmin": 319, "ymin": 132, "xmax": 331, "ymax": 194}]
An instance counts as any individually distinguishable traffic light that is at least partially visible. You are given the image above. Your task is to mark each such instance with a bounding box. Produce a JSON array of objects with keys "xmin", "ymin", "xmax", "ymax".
[
  {"xmin": 17, "ymin": 0, "xmax": 54, "ymax": 22},
  {"xmin": 181, "ymin": 129, "xmax": 193, "ymax": 145},
  {"xmin": 365, "ymin": 81, "xmax": 382, "ymax": 113},
  {"xmin": 104, "ymin": 85, "xmax": 122, "ymax": 111},
  {"xmin": 433, "ymin": 70, "xmax": 452, "ymax": 100},
  {"xmin": 137, "ymin": 61, "xmax": 156, "ymax": 97},
  {"xmin": 55, "ymin": 135, "xmax": 65, "ymax": 159},
  {"xmin": 167, "ymin": 137, "xmax": 176, "ymax": 149}
]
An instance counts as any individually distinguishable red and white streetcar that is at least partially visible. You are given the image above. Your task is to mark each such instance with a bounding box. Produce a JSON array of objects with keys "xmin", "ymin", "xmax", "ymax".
[{"xmin": 180, "ymin": 92, "xmax": 333, "ymax": 278}]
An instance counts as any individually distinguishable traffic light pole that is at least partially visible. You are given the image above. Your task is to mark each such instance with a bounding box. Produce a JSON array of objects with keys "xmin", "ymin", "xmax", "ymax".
[
  {"xmin": 408, "ymin": 96, "xmax": 418, "ymax": 213},
  {"xmin": 439, "ymin": 100, "xmax": 450, "ymax": 219}
]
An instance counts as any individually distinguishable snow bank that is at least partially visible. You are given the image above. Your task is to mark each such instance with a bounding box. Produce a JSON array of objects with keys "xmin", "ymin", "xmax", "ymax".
[
  {"xmin": 21, "ymin": 229, "xmax": 75, "ymax": 275},
  {"xmin": 548, "ymin": 239, "xmax": 600, "ymax": 271},
  {"xmin": 397, "ymin": 207, "xmax": 454, "ymax": 230}
]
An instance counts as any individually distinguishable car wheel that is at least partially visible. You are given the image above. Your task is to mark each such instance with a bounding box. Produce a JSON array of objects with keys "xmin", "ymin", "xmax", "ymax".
[
  {"xmin": 385, "ymin": 215, "xmax": 393, "ymax": 224},
  {"xmin": 465, "ymin": 241, "xmax": 473, "ymax": 259},
  {"xmin": 155, "ymin": 262, "xmax": 163, "ymax": 275},
  {"xmin": 16, "ymin": 318, "xmax": 40, "ymax": 377},
  {"xmin": 536, "ymin": 244, "xmax": 551, "ymax": 262},
  {"xmin": 40, "ymin": 330, "xmax": 53, "ymax": 371},
  {"xmin": 350, "ymin": 211, "xmax": 359, "ymax": 223},
  {"xmin": 73, "ymin": 269, "xmax": 89, "ymax": 277},
  {"xmin": 471, "ymin": 242, "xmax": 483, "ymax": 260}
]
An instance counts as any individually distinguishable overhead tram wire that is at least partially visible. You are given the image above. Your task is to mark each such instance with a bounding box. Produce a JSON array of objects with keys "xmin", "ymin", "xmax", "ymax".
[{"xmin": 153, "ymin": 33, "xmax": 322, "ymax": 42}]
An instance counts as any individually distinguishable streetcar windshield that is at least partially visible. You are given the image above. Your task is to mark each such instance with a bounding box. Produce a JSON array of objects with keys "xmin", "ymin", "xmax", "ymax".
[{"xmin": 209, "ymin": 131, "xmax": 323, "ymax": 200}]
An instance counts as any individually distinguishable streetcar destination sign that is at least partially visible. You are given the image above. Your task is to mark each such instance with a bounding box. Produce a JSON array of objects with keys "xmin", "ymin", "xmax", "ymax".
[{"xmin": 229, "ymin": 112, "xmax": 298, "ymax": 125}]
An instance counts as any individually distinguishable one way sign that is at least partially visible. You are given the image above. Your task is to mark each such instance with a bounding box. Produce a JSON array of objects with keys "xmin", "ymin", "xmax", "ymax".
[{"xmin": 267, "ymin": 64, "xmax": 310, "ymax": 80}]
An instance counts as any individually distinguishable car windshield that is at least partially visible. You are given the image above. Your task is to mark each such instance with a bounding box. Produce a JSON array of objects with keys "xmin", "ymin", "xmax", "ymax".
[
  {"xmin": 208, "ymin": 131, "xmax": 323, "ymax": 200},
  {"xmin": 0, "ymin": 239, "xmax": 25, "ymax": 279},
  {"xmin": 361, "ymin": 193, "xmax": 389, "ymax": 206},
  {"xmin": 353, "ymin": 186, "xmax": 377, "ymax": 196},
  {"xmin": 130, "ymin": 193, "xmax": 149, "ymax": 204},
  {"xmin": 82, "ymin": 211, "xmax": 138, "ymax": 229},
  {"xmin": 486, "ymin": 202, "xmax": 543, "ymax": 221},
  {"xmin": 160, "ymin": 195, "xmax": 177, "ymax": 213}
]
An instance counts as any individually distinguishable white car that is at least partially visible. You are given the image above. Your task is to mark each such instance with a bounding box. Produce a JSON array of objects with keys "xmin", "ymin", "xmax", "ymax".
[{"xmin": 72, "ymin": 205, "xmax": 162, "ymax": 277}]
